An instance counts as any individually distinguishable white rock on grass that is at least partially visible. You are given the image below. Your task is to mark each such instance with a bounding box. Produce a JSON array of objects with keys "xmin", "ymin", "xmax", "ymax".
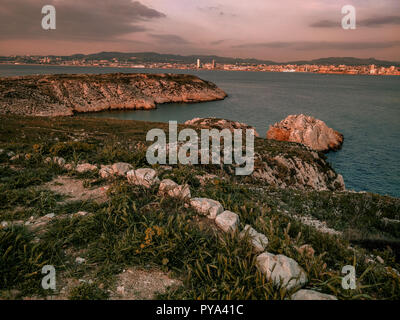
[
  {"xmin": 72, "ymin": 211, "xmax": 90, "ymax": 217},
  {"xmin": 240, "ymin": 225, "xmax": 269, "ymax": 253},
  {"xmin": 159, "ymin": 179, "xmax": 191, "ymax": 199},
  {"xmin": 76, "ymin": 163, "xmax": 97, "ymax": 173},
  {"xmin": 53, "ymin": 157, "xmax": 66, "ymax": 167},
  {"xmin": 190, "ymin": 198, "xmax": 223, "ymax": 219},
  {"xmin": 256, "ymin": 252, "xmax": 307, "ymax": 290},
  {"xmin": 44, "ymin": 156, "xmax": 66, "ymax": 166},
  {"xmin": 112, "ymin": 162, "xmax": 133, "ymax": 176},
  {"xmin": 215, "ymin": 211, "xmax": 239, "ymax": 233},
  {"xmin": 10, "ymin": 155, "xmax": 20, "ymax": 161},
  {"xmin": 291, "ymin": 289, "xmax": 337, "ymax": 300},
  {"xmin": 75, "ymin": 257, "xmax": 86, "ymax": 264},
  {"xmin": 126, "ymin": 168, "xmax": 160, "ymax": 188},
  {"xmin": 159, "ymin": 179, "xmax": 179, "ymax": 193},
  {"xmin": 170, "ymin": 184, "xmax": 191, "ymax": 199},
  {"xmin": 99, "ymin": 165, "xmax": 114, "ymax": 179}
]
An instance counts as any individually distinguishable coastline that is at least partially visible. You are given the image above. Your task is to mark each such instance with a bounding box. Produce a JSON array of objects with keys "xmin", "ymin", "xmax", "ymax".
[
  {"xmin": 1, "ymin": 63, "xmax": 398, "ymax": 77},
  {"xmin": 0, "ymin": 72, "xmax": 227, "ymax": 117}
]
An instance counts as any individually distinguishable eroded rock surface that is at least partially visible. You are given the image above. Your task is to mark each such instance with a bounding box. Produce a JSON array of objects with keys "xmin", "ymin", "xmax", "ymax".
[
  {"xmin": 256, "ymin": 252, "xmax": 307, "ymax": 290},
  {"xmin": 190, "ymin": 198, "xmax": 224, "ymax": 219},
  {"xmin": 267, "ymin": 114, "xmax": 343, "ymax": 152},
  {"xmin": 0, "ymin": 73, "xmax": 227, "ymax": 116},
  {"xmin": 127, "ymin": 168, "xmax": 160, "ymax": 188},
  {"xmin": 240, "ymin": 225, "xmax": 269, "ymax": 253},
  {"xmin": 215, "ymin": 210, "xmax": 239, "ymax": 233}
]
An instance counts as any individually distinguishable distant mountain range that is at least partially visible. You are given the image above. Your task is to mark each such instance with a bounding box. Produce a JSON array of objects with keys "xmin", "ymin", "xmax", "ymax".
[{"xmin": 2, "ymin": 52, "xmax": 399, "ymax": 67}]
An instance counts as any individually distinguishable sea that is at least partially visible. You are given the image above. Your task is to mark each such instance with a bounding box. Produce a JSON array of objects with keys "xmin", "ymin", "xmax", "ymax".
[{"xmin": 1, "ymin": 64, "xmax": 399, "ymax": 198}]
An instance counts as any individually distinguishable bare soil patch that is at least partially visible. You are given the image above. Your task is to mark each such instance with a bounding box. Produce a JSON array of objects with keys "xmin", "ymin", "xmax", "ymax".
[
  {"xmin": 44, "ymin": 176, "xmax": 109, "ymax": 203},
  {"xmin": 110, "ymin": 268, "xmax": 182, "ymax": 300}
]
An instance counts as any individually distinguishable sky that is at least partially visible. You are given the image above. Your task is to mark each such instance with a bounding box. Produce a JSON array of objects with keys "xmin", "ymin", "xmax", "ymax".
[{"xmin": 0, "ymin": 0, "xmax": 399, "ymax": 61}]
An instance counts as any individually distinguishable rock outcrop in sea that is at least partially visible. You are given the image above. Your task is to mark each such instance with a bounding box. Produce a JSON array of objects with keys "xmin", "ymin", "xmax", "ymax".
[
  {"xmin": 267, "ymin": 114, "xmax": 344, "ymax": 152},
  {"xmin": 182, "ymin": 117, "xmax": 344, "ymax": 191},
  {"xmin": 0, "ymin": 73, "xmax": 227, "ymax": 116}
]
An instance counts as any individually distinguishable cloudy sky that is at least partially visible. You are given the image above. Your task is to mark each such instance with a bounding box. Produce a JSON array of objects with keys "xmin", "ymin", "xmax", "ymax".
[{"xmin": 0, "ymin": 0, "xmax": 399, "ymax": 61}]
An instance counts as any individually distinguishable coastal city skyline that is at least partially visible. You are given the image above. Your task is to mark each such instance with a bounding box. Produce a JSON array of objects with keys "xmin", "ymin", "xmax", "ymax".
[
  {"xmin": 1, "ymin": 0, "xmax": 399, "ymax": 61},
  {"xmin": 2, "ymin": 52, "xmax": 399, "ymax": 75}
]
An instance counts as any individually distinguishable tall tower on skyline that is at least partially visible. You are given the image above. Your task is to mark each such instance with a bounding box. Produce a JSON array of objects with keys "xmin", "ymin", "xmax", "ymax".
[{"xmin": 197, "ymin": 59, "xmax": 201, "ymax": 69}]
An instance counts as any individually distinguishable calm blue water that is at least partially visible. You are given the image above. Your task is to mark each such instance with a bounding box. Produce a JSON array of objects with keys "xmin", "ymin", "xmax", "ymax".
[{"xmin": 1, "ymin": 64, "xmax": 399, "ymax": 198}]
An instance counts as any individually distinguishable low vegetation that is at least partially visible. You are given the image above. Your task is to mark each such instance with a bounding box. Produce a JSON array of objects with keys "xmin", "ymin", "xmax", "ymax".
[{"xmin": 0, "ymin": 115, "xmax": 399, "ymax": 300}]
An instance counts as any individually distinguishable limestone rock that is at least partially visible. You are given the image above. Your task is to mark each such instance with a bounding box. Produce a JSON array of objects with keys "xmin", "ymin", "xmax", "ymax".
[
  {"xmin": 215, "ymin": 211, "xmax": 240, "ymax": 233},
  {"xmin": 53, "ymin": 157, "xmax": 66, "ymax": 167},
  {"xmin": 75, "ymin": 257, "xmax": 86, "ymax": 264},
  {"xmin": 76, "ymin": 163, "xmax": 97, "ymax": 173},
  {"xmin": 291, "ymin": 289, "xmax": 337, "ymax": 300},
  {"xmin": 169, "ymin": 184, "xmax": 191, "ymax": 199},
  {"xmin": 256, "ymin": 252, "xmax": 307, "ymax": 290},
  {"xmin": 240, "ymin": 225, "xmax": 269, "ymax": 253},
  {"xmin": 189, "ymin": 198, "xmax": 223, "ymax": 219},
  {"xmin": 126, "ymin": 168, "xmax": 160, "ymax": 188},
  {"xmin": 267, "ymin": 114, "xmax": 343, "ymax": 152},
  {"xmin": 0, "ymin": 73, "xmax": 227, "ymax": 116},
  {"xmin": 158, "ymin": 179, "xmax": 191, "ymax": 199},
  {"xmin": 99, "ymin": 165, "xmax": 114, "ymax": 179},
  {"xmin": 112, "ymin": 162, "xmax": 133, "ymax": 176},
  {"xmin": 159, "ymin": 179, "xmax": 179, "ymax": 193}
]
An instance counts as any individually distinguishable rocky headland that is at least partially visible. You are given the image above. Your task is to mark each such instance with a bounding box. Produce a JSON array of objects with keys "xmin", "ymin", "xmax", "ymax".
[
  {"xmin": 267, "ymin": 114, "xmax": 344, "ymax": 152},
  {"xmin": 0, "ymin": 73, "xmax": 227, "ymax": 116},
  {"xmin": 1, "ymin": 115, "xmax": 399, "ymax": 300}
]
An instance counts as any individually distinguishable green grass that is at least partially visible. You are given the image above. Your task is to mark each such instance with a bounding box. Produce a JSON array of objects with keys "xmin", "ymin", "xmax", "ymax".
[{"xmin": 0, "ymin": 115, "xmax": 399, "ymax": 300}]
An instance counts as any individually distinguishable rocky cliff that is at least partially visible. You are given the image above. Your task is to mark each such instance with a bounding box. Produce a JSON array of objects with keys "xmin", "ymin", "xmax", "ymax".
[
  {"xmin": 267, "ymin": 114, "xmax": 344, "ymax": 152},
  {"xmin": 182, "ymin": 117, "xmax": 345, "ymax": 191},
  {"xmin": 0, "ymin": 73, "xmax": 227, "ymax": 116}
]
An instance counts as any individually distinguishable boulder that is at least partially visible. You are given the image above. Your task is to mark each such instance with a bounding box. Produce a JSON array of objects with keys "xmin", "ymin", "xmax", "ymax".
[
  {"xmin": 158, "ymin": 179, "xmax": 191, "ymax": 199},
  {"xmin": 112, "ymin": 162, "xmax": 133, "ymax": 176},
  {"xmin": 256, "ymin": 252, "xmax": 307, "ymax": 290},
  {"xmin": 126, "ymin": 168, "xmax": 160, "ymax": 188},
  {"xmin": 99, "ymin": 165, "xmax": 114, "ymax": 179},
  {"xmin": 240, "ymin": 225, "xmax": 269, "ymax": 253},
  {"xmin": 291, "ymin": 289, "xmax": 337, "ymax": 300},
  {"xmin": 215, "ymin": 210, "xmax": 240, "ymax": 233},
  {"xmin": 76, "ymin": 163, "xmax": 97, "ymax": 173},
  {"xmin": 169, "ymin": 184, "xmax": 191, "ymax": 199},
  {"xmin": 53, "ymin": 156, "xmax": 66, "ymax": 167},
  {"xmin": 190, "ymin": 198, "xmax": 223, "ymax": 219},
  {"xmin": 267, "ymin": 114, "xmax": 343, "ymax": 152},
  {"xmin": 159, "ymin": 179, "xmax": 179, "ymax": 193}
]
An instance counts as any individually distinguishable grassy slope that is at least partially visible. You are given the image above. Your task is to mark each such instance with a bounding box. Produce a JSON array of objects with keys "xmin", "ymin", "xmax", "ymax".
[{"xmin": 0, "ymin": 115, "xmax": 399, "ymax": 300}]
